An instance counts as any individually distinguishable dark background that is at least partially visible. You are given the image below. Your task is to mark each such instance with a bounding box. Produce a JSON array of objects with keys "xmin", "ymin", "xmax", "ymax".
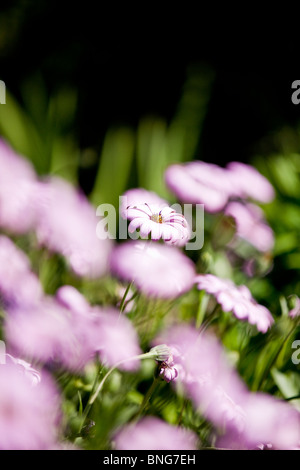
[{"xmin": 0, "ymin": 1, "xmax": 299, "ymax": 171}]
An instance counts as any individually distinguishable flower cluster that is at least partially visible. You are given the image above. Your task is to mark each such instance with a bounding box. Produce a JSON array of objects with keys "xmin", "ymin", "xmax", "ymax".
[
  {"xmin": 165, "ymin": 160, "xmax": 275, "ymax": 253},
  {"xmin": 0, "ymin": 138, "xmax": 298, "ymax": 451},
  {"xmin": 195, "ymin": 274, "xmax": 274, "ymax": 333}
]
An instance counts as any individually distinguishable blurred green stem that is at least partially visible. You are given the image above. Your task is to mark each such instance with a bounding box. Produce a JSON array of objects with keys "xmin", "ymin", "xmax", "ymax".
[
  {"xmin": 79, "ymin": 350, "xmax": 157, "ymax": 434},
  {"xmin": 133, "ymin": 372, "xmax": 161, "ymax": 421},
  {"xmin": 257, "ymin": 325, "xmax": 297, "ymax": 390},
  {"xmin": 119, "ymin": 281, "xmax": 134, "ymax": 315}
]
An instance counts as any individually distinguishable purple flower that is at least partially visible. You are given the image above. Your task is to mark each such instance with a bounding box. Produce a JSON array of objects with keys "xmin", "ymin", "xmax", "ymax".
[
  {"xmin": 120, "ymin": 188, "xmax": 169, "ymax": 220},
  {"xmin": 225, "ymin": 201, "xmax": 274, "ymax": 252},
  {"xmin": 5, "ymin": 294, "xmax": 96, "ymax": 371},
  {"xmin": 56, "ymin": 287, "xmax": 142, "ymax": 371},
  {"xmin": 127, "ymin": 203, "xmax": 191, "ymax": 246},
  {"xmin": 154, "ymin": 325, "xmax": 300, "ymax": 450},
  {"xmin": 114, "ymin": 416, "xmax": 198, "ymax": 450},
  {"xmin": 219, "ymin": 393, "xmax": 300, "ymax": 450},
  {"xmin": 195, "ymin": 274, "xmax": 274, "ymax": 333},
  {"xmin": 91, "ymin": 307, "xmax": 142, "ymax": 371},
  {"xmin": 165, "ymin": 162, "xmax": 231, "ymax": 213},
  {"xmin": 110, "ymin": 240, "xmax": 196, "ymax": 299},
  {"xmin": 0, "ymin": 363, "xmax": 61, "ymax": 449},
  {"xmin": 4, "ymin": 353, "xmax": 41, "ymax": 386},
  {"xmin": 0, "ymin": 139, "xmax": 38, "ymax": 234},
  {"xmin": 157, "ymin": 347, "xmax": 179, "ymax": 383},
  {"xmin": 0, "ymin": 235, "xmax": 43, "ymax": 307},
  {"xmin": 226, "ymin": 161, "xmax": 275, "ymax": 203},
  {"xmin": 165, "ymin": 160, "xmax": 275, "ymax": 214},
  {"xmin": 240, "ymin": 393, "xmax": 300, "ymax": 450},
  {"xmin": 153, "ymin": 325, "xmax": 248, "ymax": 435},
  {"xmin": 34, "ymin": 177, "xmax": 113, "ymax": 278},
  {"xmin": 6, "ymin": 285, "xmax": 141, "ymax": 372}
]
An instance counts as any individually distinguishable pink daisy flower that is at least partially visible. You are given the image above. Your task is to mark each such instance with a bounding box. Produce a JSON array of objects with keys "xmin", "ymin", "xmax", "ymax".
[
  {"xmin": 165, "ymin": 162, "xmax": 231, "ymax": 213},
  {"xmin": 0, "ymin": 139, "xmax": 38, "ymax": 234},
  {"xmin": 120, "ymin": 188, "xmax": 168, "ymax": 220},
  {"xmin": 34, "ymin": 177, "xmax": 113, "ymax": 278},
  {"xmin": 225, "ymin": 201, "xmax": 274, "ymax": 252},
  {"xmin": 4, "ymin": 353, "xmax": 41, "ymax": 386},
  {"xmin": 195, "ymin": 274, "xmax": 274, "ymax": 333},
  {"xmin": 0, "ymin": 235, "xmax": 43, "ymax": 307},
  {"xmin": 126, "ymin": 203, "xmax": 191, "ymax": 246},
  {"xmin": 114, "ymin": 416, "xmax": 198, "ymax": 450},
  {"xmin": 110, "ymin": 240, "xmax": 196, "ymax": 299},
  {"xmin": 56, "ymin": 286, "xmax": 142, "ymax": 371},
  {"xmin": 153, "ymin": 325, "xmax": 248, "ymax": 435},
  {"xmin": 91, "ymin": 307, "xmax": 142, "ymax": 371},
  {"xmin": 0, "ymin": 364, "xmax": 61, "ymax": 449},
  {"xmin": 226, "ymin": 161, "xmax": 275, "ymax": 203}
]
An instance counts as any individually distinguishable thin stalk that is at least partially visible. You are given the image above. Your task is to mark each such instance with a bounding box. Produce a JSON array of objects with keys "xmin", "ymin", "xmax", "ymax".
[
  {"xmin": 119, "ymin": 281, "xmax": 134, "ymax": 316},
  {"xmin": 79, "ymin": 351, "xmax": 157, "ymax": 434},
  {"xmin": 133, "ymin": 373, "xmax": 161, "ymax": 421},
  {"xmin": 257, "ymin": 325, "xmax": 296, "ymax": 390}
]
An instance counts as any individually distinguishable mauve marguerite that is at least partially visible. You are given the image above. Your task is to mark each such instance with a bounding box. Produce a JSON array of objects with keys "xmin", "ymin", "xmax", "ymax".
[
  {"xmin": 153, "ymin": 325, "xmax": 248, "ymax": 435},
  {"xmin": 120, "ymin": 188, "xmax": 168, "ymax": 220},
  {"xmin": 226, "ymin": 161, "xmax": 275, "ymax": 203},
  {"xmin": 165, "ymin": 162, "xmax": 231, "ymax": 213},
  {"xmin": 0, "ymin": 139, "xmax": 38, "ymax": 235},
  {"xmin": 0, "ymin": 364, "xmax": 61, "ymax": 449},
  {"xmin": 195, "ymin": 274, "xmax": 274, "ymax": 333},
  {"xmin": 225, "ymin": 201, "xmax": 274, "ymax": 253},
  {"xmin": 0, "ymin": 235, "xmax": 43, "ymax": 307},
  {"xmin": 110, "ymin": 240, "xmax": 196, "ymax": 299},
  {"xmin": 34, "ymin": 177, "xmax": 113, "ymax": 278},
  {"xmin": 126, "ymin": 203, "xmax": 191, "ymax": 247}
]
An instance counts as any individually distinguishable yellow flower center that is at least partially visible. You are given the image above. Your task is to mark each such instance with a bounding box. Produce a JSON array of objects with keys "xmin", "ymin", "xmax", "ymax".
[{"xmin": 151, "ymin": 213, "xmax": 163, "ymax": 224}]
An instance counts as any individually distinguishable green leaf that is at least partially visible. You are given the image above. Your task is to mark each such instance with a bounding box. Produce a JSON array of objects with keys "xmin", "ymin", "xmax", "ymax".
[{"xmin": 90, "ymin": 126, "xmax": 135, "ymax": 209}]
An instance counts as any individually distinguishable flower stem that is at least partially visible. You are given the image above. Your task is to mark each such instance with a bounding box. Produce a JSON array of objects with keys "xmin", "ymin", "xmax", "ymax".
[
  {"xmin": 132, "ymin": 371, "xmax": 161, "ymax": 421},
  {"xmin": 119, "ymin": 281, "xmax": 134, "ymax": 315},
  {"xmin": 79, "ymin": 351, "xmax": 156, "ymax": 434}
]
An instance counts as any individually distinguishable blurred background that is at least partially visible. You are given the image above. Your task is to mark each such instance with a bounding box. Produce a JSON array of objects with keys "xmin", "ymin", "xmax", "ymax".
[{"xmin": 1, "ymin": 1, "xmax": 300, "ymax": 304}]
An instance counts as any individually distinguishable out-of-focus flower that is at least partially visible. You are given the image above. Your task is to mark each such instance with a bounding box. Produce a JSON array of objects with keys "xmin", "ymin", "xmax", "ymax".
[
  {"xmin": 110, "ymin": 240, "xmax": 196, "ymax": 299},
  {"xmin": 0, "ymin": 235, "xmax": 43, "ymax": 307},
  {"xmin": 4, "ymin": 353, "xmax": 41, "ymax": 386},
  {"xmin": 126, "ymin": 203, "xmax": 191, "ymax": 246},
  {"xmin": 165, "ymin": 160, "xmax": 275, "ymax": 215},
  {"xmin": 57, "ymin": 286, "xmax": 142, "ymax": 372},
  {"xmin": 218, "ymin": 393, "xmax": 300, "ymax": 450},
  {"xmin": 92, "ymin": 307, "xmax": 142, "ymax": 371},
  {"xmin": 225, "ymin": 202, "xmax": 274, "ymax": 253},
  {"xmin": 55, "ymin": 284, "xmax": 92, "ymax": 315},
  {"xmin": 154, "ymin": 324, "xmax": 300, "ymax": 449},
  {"xmin": 114, "ymin": 416, "xmax": 198, "ymax": 450},
  {"xmin": 226, "ymin": 161, "xmax": 275, "ymax": 203},
  {"xmin": 120, "ymin": 188, "xmax": 168, "ymax": 220},
  {"xmin": 0, "ymin": 139, "xmax": 38, "ymax": 234},
  {"xmin": 240, "ymin": 393, "xmax": 300, "ymax": 450},
  {"xmin": 0, "ymin": 364, "xmax": 61, "ymax": 449},
  {"xmin": 5, "ymin": 295, "xmax": 96, "ymax": 371},
  {"xmin": 165, "ymin": 162, "xmax": 232, "ymax": 213},
  {"xmin": 153, "ymin": 324, "xmax": 248, "ymax": 435},
  {"xmin": 195, "ymin": 274, "xmax": 274, "ymax": 333},
  {"xmin": 6, "ymin": 283, "xmax": 142, "ymax": 373},
  {"xmin": 34, "ymin": 177, "xmax": 112, "ymax": 278}
]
